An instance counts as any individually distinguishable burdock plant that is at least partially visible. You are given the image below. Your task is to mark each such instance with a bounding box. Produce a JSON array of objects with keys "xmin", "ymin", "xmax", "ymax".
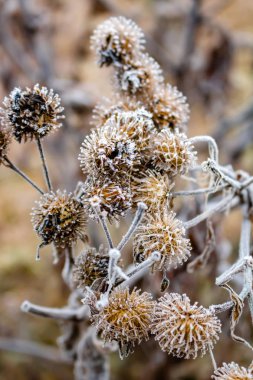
[{"xmin": 1, "ymin": 16, "xmax": 253, "ymax": 380}]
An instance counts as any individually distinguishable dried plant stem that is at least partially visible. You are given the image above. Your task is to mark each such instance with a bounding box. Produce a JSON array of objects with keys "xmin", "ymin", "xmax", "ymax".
[
  {"xmin": 117, "ymin": 251, "xmax": 161, "ymax": 289},
  {"xmin": 208, "ymin": 344, "xmax": 217, "ymax": 371},
  {"xmin": 62, "ymin": 246, "xmax": 75, "ymax": 287},
  {"xmin": 21, "ymin": 300, "xmax": 89, "ymax": 321},
  {"xmin": 170, "ymin": 184, "xmax": 227, "ymax": 198},
  {"xmin": 74, "ymin": 327, "xmax": 109, "ymax": 380},
  {"xmin": 0, "ymin": 337, "xmax": 71, "ymax": 364},
  {"xmin": 184, "ymin": 193, "xmax": 236, "ymax": 229},
  {"xmin": 117, "ymin": 202, "xmax": 147, "ymax": 251},
  {"xmin": 99, "ymin": 215, "xmax": 114, "ymax": 249},
  {"xmin": 3, "ymin": 156, "xmax": 44, "ymax": 194},
  {"xmin": 189, "ymin": 135, "xmax": 219, "ymax": 163},
  {"xmin": 36, "ymin": 137, "xmax": 52, "ymax": 191}
]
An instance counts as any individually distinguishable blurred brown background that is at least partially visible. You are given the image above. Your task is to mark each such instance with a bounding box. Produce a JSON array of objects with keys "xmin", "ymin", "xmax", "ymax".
[{"xmin": 0, "ymin": 0, "xmax": 253, "ymax": 379}]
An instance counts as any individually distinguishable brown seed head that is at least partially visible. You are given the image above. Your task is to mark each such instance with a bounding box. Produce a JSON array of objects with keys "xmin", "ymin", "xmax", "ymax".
[
  {"xmin": 82, "ymin": 178, "xmax": 132, "ymax": 222},
  {"xmin": 79, "ymin": 120, "xmax": 138, "ymax": 178},
  {"xmin": 116, "ymin": 53, "xmax": 163, "ymax": 100},
  {"xmin": 73, "ymin": 245, "xmax": 109, "ymax": 291},
  {"xmin": 0, "ymin": 84, "xmax": 64, "ymax": 143},
  {"xmin": 151, "ymin": 84, "xmax": 190, "ymax": 132},
  {"xmin": 31, "ymin": 190, "xmax": 87, "ymax": 248},
  {"xmin": 133, "ymin": 209, "xmax": 191, "ymax": 271},
  {"xmin": 91, "ymin": 16, "xmax": 145, "ymax": 67},
  {"xmin": 212, "ymin": 362, "xmax": 252, "ymax": 379},
  {"xmin": 152, "ymin": 293, "xmax": 221, "ymax": 359},
  {"xmin": 151, "ymin": 129, "xmax": 196, "ymax": 176},
  {"xmin": 131, "ymin": 170, "xmax": 173, "ymax": 211},
  {"xmin": 94, "ymin": 287, "xmax": 155, "ymax": 357}
]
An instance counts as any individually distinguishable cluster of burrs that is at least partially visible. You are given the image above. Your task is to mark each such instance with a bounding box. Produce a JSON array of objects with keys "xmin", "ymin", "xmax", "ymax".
[{"xmin": 1, "ymin": 16, "xmax": 253, "ymax": 379}]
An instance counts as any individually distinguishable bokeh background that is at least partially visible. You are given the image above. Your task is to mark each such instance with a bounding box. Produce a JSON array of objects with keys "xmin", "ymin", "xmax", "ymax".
[{"xmin": 0, "ymin": 0, "xmax": 253, "ymax": 379}]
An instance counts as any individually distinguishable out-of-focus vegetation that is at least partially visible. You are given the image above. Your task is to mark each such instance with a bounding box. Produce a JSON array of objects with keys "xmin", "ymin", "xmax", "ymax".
[{"xmin": 0, "ymin": 0, "xmax": 253, "ymax": 379}]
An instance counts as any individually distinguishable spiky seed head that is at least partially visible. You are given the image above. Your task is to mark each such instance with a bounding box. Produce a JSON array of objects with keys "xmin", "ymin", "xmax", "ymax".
[
  {"xmin": 116, "ymin": 54, "xmax": 164, "ymax": 99},
  {"xmin": 106, "ymin": 109, "xmax": 155, "ymax": 156},
  {"xmin": 92, "ymin": 96, "xmax": 145, "ymax": 128},
  {"xmin": 82, "ymin": 178, "xmax": 132, "ymax": 222},
  {"xmin": 133, "ymin": 209, "xmax": 191, "ymax": 271},
  {"xmin": 0, "ymin": 84, "xmax": 64, "ymax": 143},
  {"xmin": 91, "ymin": 16, "xmax": 145, "ymax": 67},
  {"xmin": 131, "ymin": 170, "xmax": 173, "ymax": 211},
  {"xmin": 152, "ymin": 293, "xmax": 221, "ymax": 359},
  {"xmin": 94, "ymin": 287, "xmax": 155, "ymax": 358},
  {"xmin": 151, "ymin": 84, "xmax": 190, "ymax": 132},
  {"xmin": 73, "ymin": 245, "xmax": 109, "ymax": 291},
  {"xmin": 79, "ymin": 121, "xmax": 138, "ymax": 178},
  {"xmin": 31, "ymin": 190, "xmax": 87, "ymax": 248},
  {"xmin": 212, "ymin": 362, "xmax": 252, "ymax": 379},
  {"xmin": 151, "ymin": 129, "xmax": 196, "ymax": 176},
  {"xmin": 0, "ymin": 125, "xmax": 12, "ymax": 164}
]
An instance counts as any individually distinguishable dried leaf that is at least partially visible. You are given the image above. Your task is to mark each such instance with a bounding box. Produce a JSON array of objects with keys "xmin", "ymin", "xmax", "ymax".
[{"xmin": 222, "ymin": 283, "xmax": 253, "ymax": 351}]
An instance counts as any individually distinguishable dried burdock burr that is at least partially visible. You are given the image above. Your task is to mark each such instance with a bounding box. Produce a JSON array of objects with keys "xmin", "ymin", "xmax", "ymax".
[
  {"xmin": 0, "ymin": 84, "xmax": 64, "ymax": 143},
  {"xmin": 94, "ymin": 287, "xmax": 155, "ymax": 358},
  {"xmin": 79, "ymin": 119, "xmax": 138, "ymax": 179},
  {"xmin": 73, "ymin": 245, "xmax": 109, "ymax": 291},
  {"xmin": 212, "ymin": 362, "xmax": 253, "ymax": 379},
  {"xmin": 82, "ymin": 178, "xmax": 132, "ymax": 222},
  {"xmin": 152, "ymin": 293, "xmax": 221, "ymax": 359},
  {"xmin": 134, "ymin": 209, "xmax": 191, "ymax": 271},
  {"xmin": 151, "ymin": 129, "xmax": 197, "ymax": 177},
  {"xmin": 150, "ymin": 84, "xmax": 190, "ymax": 132},
  {"xmin": 92, "ymin": 95, "xmax": 143, "ymax": 128},
  {"xmin": 31, "ymin": 190, "xmax": 87, "ymax": 257},
  {"xmin": 90, "ymin": 16, "xmax": 145, "ymax": 67},
  {"xmin": 130, "ymin": 170, "xmax": 173, "ymax": 212},
  {"xmin": 116, "ymin": 53, "xmax": 164, "ymax": 99}
]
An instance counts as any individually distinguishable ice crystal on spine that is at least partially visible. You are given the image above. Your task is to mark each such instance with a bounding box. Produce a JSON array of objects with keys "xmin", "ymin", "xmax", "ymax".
[
  {"xmin": 94, "ymin": 287, "xmax": 155, "ymax": 358},
  {"xmin": 82, "ymin": 178, "xmax": 132, "ymax": 222},
  {"xmin": 212, "ymin": 362, "xmax": 253, "ymax": 379},
  {"xmin": 134, "ymin": 209, "xmax": 191, "ymax": 271},
  {"xmin": 151, "ymin": 84, "xmax": 190, "ymax": 132},
  {"xmin": 72, "ymin": 245, "xmax": 109, "ymax": 291},
  {"xmin": 0, "ymin": 84, "xmax": 64, "ymax": 143},
  {"xmin": 152, "ymin": 293, "xmax": 221, "ymax": 359},
  {"xmin": 152, "ymin": 129, "xmax": 196, "ymax": 176},
  {"xmin": 31, "ymin": 190, "xmax": 87, "ymax": 249},
  {"xmin": 91, "ymin": 16, "xmax": 145, "ymax": 67}
]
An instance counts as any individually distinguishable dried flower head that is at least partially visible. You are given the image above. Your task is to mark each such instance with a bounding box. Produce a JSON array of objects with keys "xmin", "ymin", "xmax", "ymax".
[
  {"xmin": 91, "ymin": 16, "xmax": 145, "ymax": 67},
  {"xmin": 31, "ymin": 190, "xmax": 87, "ymax": 249},
  {"xmin": 133, "ymin": 209, "xmax": 191, "ymax": 271},
  {"xmin": 131, "ymin": 171, "xmax": 173, "ymax": 211},
  {"xmin": 79, "ymin": 121, "xmax": 138, "ymax": 178},
  {"xmin": 0, "ymin": 84, "xmax": 64, "ymax": 143},
  {"xmin": 92, "ymin": 96, "xmax": 145, "ymax": 128},
  {"xmin": 0, "ymin": 125, "xmax": 12, "ymax": 164},
  {"xmin": 152, "ymin": 293, "xmax": 221, "ymax": 359},
  {"xmin": 82, "ymin": 178, "xmax": 132, "ymax": 222},
  {"xmin": 151, "ymin": 129, "xmax": 196, "ymax": 176},
  {"xmin": 94, "ymin": 287, "xmax": 155, "ymax": 357},
  {"xmin": 212, "ymin": 362, "xmax": 252, "ymax": 379},
  {"xmin": 151, "ymin": 84, "xmax": 190, "ymax": 131},
  {"xmin": 73, "ymin": 245, "xmax": 109, "ymax": 291},
  {"xmin": 106, "ymin": 109, "xmax": 155, "ymax": 156},
  {"xmin": 116, "ymin": 54, "xmax": 163, "ymax": 98}
]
